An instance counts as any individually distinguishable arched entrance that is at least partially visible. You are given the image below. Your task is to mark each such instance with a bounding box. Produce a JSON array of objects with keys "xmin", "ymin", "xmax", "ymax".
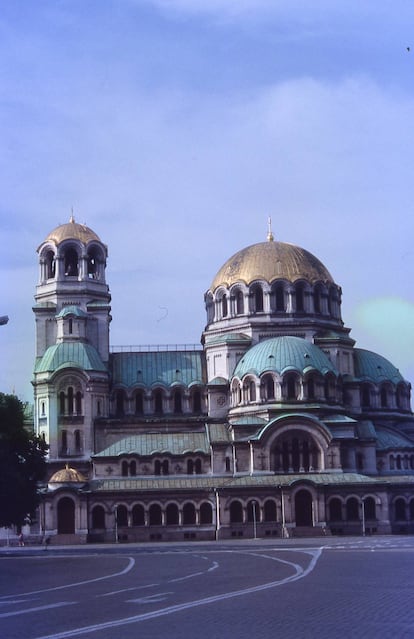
[
  {"xmin": 57, "ymin": 497, "xmax": 75, "ymax": 534},
  {"xmin": 295, "ymin": 489, "xmax": 313, "ymax": 526}
]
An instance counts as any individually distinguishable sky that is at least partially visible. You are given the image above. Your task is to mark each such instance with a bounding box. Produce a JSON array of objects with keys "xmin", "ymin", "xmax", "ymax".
[{"xmin": 1, "ymin": 0, "xmax": 414, "ymax": 402}]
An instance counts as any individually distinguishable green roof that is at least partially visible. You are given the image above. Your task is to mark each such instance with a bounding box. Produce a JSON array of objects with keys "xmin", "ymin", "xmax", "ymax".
[
  {"xmin": 109, "ymin": 350, "xmax": 205, "ymax": 388},
  {"xmin": 353, "ymin": 348, "xmax": 405, "ymax": 384},
  {"xmin": 233, "ymin": 336, "xmax": 338, "ymax": 379},
  {"xmin": 35, "ymin": 342, "xmax": 107, "ymax": 373},
  {"xmin": 87, "ymin": 472, "xmax": 386, "ymax": 493},
  {"xmin": 205, "ymin": 333, "xmax": 251, "ymax": 346},
  {"xmin": 56, "ymin": 305, "xmax": 87, "ymax": 318},
  {"xmin": 376, "ymin": 427, "xmax": 414, "ymax": 450},
  {"xmin": 207, "ymin": 423, "xmax": 231, "ymax": 443},
  {"xmin": 94, "ymin": 432, "xmax": 209, "ymax": 457}
]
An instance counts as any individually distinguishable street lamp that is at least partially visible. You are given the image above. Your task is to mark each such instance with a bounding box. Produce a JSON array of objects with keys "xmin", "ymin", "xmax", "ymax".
[
  {"xmin": 252, "ymin": 500, "xmax": 257, "ymax": 540},
  {"xmin": 114, "ymin": 504, "xmax": 119, "ymax": 543},
  {"xmin": 361, "ymin": 498, "xmax": 366, "ymax": 537},
  {"xmin": 0, "ymin": 316, "xmax": 9, "ymax": 325}
]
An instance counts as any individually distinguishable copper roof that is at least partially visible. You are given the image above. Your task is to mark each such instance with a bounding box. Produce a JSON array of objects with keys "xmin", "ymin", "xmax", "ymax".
[{"xmin": 210, "ymin": 240, "xmax": 334, "ymax": 291}]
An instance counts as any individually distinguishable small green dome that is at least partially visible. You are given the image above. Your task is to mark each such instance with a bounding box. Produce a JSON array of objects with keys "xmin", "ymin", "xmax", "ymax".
[
  {"xmin": 56, "ymin": 305, "xmax": 88, "ymax": 318},
  {"xmin": 353, "ymin": 349, "xmax": 405, "ymax": 384},
  {"xmin": 233, "ymin": 336, "xmax": 338, "ymax": 379}
]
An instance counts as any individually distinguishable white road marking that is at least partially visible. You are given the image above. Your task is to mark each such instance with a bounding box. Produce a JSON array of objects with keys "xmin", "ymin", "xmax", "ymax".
[
  {"xmin": 127, "ymin": 592, "xmax": 173, "ymax": 604},
  {"xmin": 33, "ymin": 548, "xmax": 323, "ymax": 639},
  {"xmin": 0, "ymin": 601, "xmax": 76, "ymax": 619},
  {"xmin": 0, "ymin": 556, "xmax": 135, "ymax": 600}
]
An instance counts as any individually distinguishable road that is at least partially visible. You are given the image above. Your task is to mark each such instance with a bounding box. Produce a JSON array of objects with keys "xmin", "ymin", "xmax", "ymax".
[{"xmin": 1, "ymin": 537, "xmax": 414, "ymax": 639}]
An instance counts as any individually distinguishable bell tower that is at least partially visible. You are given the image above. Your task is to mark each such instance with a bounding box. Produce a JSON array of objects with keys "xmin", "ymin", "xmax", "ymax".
[{"xmin": 33, "ymin": 217, "xmax": 111, "ymax": 467}]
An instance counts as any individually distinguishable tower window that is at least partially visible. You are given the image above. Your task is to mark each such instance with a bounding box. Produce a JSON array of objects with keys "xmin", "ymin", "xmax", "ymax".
[
  {"xmin": 64, "ymin": 248, "xmax": 79, "ymax": 276},
  {"xmin": 235, "ymin": 290, "xmax": 244, "ymax": 315}
]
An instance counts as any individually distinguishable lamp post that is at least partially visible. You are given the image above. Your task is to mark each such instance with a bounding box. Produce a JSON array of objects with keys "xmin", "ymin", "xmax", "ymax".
[
  {"xmin": 279, "ymin": 485, "xmax": 287, "ymax": 538},
  {"xmin": 361, "ymin": 498, "xmax": 366, "ymax": 537},
  {"xmin": 0, "ymin": 316, "xmax": 9, "ymax": 325},
  {"xmin": 252, "ymin": 500, "xmax": 257, "ymax": 540},
  {"xmin": 114, "ymin": 504, "xmax": 119, "ymax": 543}
]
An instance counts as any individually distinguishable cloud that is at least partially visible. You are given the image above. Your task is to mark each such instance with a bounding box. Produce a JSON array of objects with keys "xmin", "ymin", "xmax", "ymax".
[{"xmin": 352, "ymin": 297, "xmax": 414, "ymax": 380}]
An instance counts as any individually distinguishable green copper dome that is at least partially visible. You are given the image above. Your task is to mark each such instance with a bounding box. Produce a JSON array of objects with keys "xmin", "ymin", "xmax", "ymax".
[
  {"xmin": 353, "ymin": 349, "xmax": 405, "ymax": 384},
  {"xmin": 233, "ymin": 336, "xmax": 338, "ymax": 379}
]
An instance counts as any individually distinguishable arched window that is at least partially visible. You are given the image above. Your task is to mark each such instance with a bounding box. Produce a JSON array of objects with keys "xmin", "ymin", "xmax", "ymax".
[
  {"xmin": 121, "ymin": 461, "xmax": 129, "ymax": 477},
  {"xmin": 191, "ymin": 389, "xmax": 202, "ymax": 414},
  {"xmin": 116, "ymin": 505, "xmax": 128, "ymax": 527},
  {"xmin": 229, "ymin": 500, "xmax": 243, "ymax": 523},
  {"xmin": 154, "ymin": 460, "xmax": 161, "ymax": 475},
  {"xmin": 249, "ymin": 380, "xmax": 256, "ymax": 402},
  {"xmin": 64, "ymin": 248, "xmax": 79, "ymax": 276},
  {"xmin": 135, "ymin": 391, "xmax": 144, "ymax": 415},
  {"xmin": 45, "ymin": 250, "xmax": 55, "ymax": 279},
  {"xmin": 183, "ymin": 502, "xmax": 196, "ymax": 525},
  {"xmin": 87, "ymin": 247, "xmax": 102, "ymax": 280},
  {"xmin": 307, "ymin": 376, "xmax": 316, "ymax": 400},
  {"xmin": 263, "ymin": 500, "xmax": 277, "ymax": 522},
  {"xmin": 195, "ymin": 458, "xmax": 202, "ymax": 474},
  {"xmin": 187, "ymin": 459, "xmax": 194, "ymax": 474},
  {"xmin": 59, "ymin": 392, "xmax": 65, "ymax": 415},
  {"xmin": 364, "ymin": 497, "xmax": 376, "ymax": 520},
  {"xmin": 247, "ymin": 500, "xmax": 259, "ymax": 523},
  {"xmin": 295, "ymin": 283, "xmax": 305, "ymax": 312},
  {"xmin": 409, "ymin": 499, "xmax": 414, "ymax": 520},
  {"xmin": 173, "ymin": 390, "xmax": 183, "ymax": 414},
  {"xmin": 262, "ymin": 374, "xmax": 275, "ymax": 400},
  {"xmin": 162, "ymin": 460, "xmax": 169, "ymax": 475},
  {"xmin": 225, "ymin": 456, "xmax": 231, "ymax": 472},
  {"xmin": 361, "ymin": 384, "xmax": 371, "ymax": 408},
  {"xmin": 154, "ymin": 389, "xmax": 163, "ymax": 414},
  {"xmin": 251, "ymin": 284, "xmax": 264, "ymax": 312},
  {"xmin": 235, "ymin": 290, "xmax": 244, "ymax": 315},
  {"xmin": 74, "ymin": 430, "xmax": 81, "ymax": 453},
  {"xmin": 130, "ymin": 460, "xmax": 137, "ymax": 477},
  {"xmin": 206, "ymin": 293, "xmax": 214, "ymax": 323},
  {"xmin": 221, "ymin": 294, "xmax": 228, "ymax": 318},
  {"xmin": 132, "ymin": 504, "xmax": 145, "ymax": 526},
  {"xmin": 380, "ymin": 386, "xmax": 388, "ymax": 408},
  {"xmin": 75, "ymin": 391, "xmax": 82, "ymax": 415},
  {"xmin": 314, "ymin": 284, "xmax": 322, "ymax": 314},
  {"xmin": 61, "ymin": 430, "xmax": 68, "ymax": 454},
  {"xmin": 346, "ymin": 498, "xmax": 360, "ymax": 521},
  {"xmin": 68, "ymin": 318, "xmax": 73, "ymax": 334},
  {"xmin": 395, "ymin": 498, "xmax": 406, "ymax": 520},
  {"xmin": 329, "ymin": 498, "xmax": 342, "ymax": 521},
  {"xmin": 149, "ymin": 504, "xmax": 162, "ymax": 526},
  {"xmin": 285, "ymin": 374, "xmax": 298, "ymax": 400},
  {"xmin": 166, "ymin": 503, "xmax": 179, "ymax": 525},
  {"xmin": 68, "ymin": 387, "xmax": 74, "ymax": 415},
  {"xmin": 116, "ymin": 390, "xmax": 125, "ymax": 416},
  {"xmin": 200, "ymin": 502, "xmax": 213, "ymax": 524},
  {"xmin": 274, "ymin": 283, "xmax": 285, "ymax": 312},
  {"xmin": 92, "ymin": 505, "xmax": 105, "ymax": 529}
]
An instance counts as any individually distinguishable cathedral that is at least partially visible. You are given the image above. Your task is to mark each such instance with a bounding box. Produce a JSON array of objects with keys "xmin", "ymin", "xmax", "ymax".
[{"xmin": 31, "ymin": 217, "xmax": 414, "ymax": 543}]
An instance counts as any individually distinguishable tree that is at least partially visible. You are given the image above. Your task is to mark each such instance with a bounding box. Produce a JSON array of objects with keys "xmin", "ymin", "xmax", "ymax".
[{"xmin": 0, "ymin": 393, "xmax": 48, "ymax": 527}]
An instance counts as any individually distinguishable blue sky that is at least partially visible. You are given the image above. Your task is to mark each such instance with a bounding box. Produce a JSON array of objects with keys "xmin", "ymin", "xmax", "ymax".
[{"xmin": 1, "ymin": 0, "xmax": 414, "ymax": 401}]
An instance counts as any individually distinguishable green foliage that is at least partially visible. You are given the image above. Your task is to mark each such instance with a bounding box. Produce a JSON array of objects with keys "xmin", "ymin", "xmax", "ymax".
[{"xmin": 0, "ymin": 393, "xmax": 48, "ymax": 527}]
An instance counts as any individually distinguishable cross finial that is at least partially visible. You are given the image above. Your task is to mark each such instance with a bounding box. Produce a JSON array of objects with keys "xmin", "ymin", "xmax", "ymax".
[{"xmin": 267, "ymin": 216, "xmax": 274, "ymax": 241}]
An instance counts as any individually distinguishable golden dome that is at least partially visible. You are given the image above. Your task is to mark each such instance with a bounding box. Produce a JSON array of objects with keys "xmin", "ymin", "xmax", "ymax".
[
  {"xmin": 210, "ymin": 240, "xmax": 334, "ymax": 291},
  {"xmin": 49, "ymin": 465, "xmax": 87, "ymax": 483},
  {"xmin": 43, "ymin": 216, "xmax": 101, "ymax": 246}
]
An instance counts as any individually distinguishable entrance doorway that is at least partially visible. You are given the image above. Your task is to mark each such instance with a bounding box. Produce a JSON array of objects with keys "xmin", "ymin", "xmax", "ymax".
[
  {"xmin": 57, "ymin": 497, "xmax": 75, "ymax": 534},
  {"xmin": 295, "ymin": 489, "xmax": 313, "ymax": 526}
]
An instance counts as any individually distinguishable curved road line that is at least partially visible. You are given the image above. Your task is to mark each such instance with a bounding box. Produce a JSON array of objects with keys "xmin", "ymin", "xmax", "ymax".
[
  {"xmin": 0, "ymin": 556, "xmax": 135, "ymax": 600},
  {"xmin": 34, "ymin": 548, "xmax": 323, "ymax": 639}
]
